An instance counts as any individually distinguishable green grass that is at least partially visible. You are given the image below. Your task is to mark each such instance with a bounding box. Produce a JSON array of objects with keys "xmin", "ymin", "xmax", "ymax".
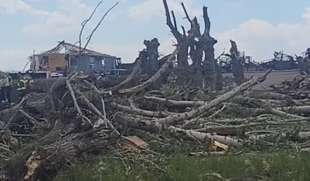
[{"xmin": 54, "ymin": 152, "xmax": 310, "ymax": 181}]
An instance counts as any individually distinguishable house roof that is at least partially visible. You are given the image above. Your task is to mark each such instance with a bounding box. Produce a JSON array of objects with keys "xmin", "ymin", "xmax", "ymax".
[{"xmin": 37, "ymin": 41, "xmax": 118, "ymax": 59}]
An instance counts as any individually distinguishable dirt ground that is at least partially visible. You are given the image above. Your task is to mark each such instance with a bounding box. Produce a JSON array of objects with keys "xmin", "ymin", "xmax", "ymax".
[{"xmin": 225, "ymin": 70, "xmax": 299, "ymax": 90}]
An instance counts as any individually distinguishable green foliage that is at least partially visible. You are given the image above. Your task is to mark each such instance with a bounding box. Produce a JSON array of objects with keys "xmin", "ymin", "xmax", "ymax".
[{"xmin": 54, "ymin": 152, "xmax": 310, "ymax": 181}]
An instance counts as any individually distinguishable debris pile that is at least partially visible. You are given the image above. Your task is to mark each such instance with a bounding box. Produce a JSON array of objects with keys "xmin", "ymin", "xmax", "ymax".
[
  {"xmin": 1, "ymin": 55, "xmax": 310, "ymax": 180},
  {"xmin": 271, "ymin": 74, "xmax": 310, "ymax": 99}
]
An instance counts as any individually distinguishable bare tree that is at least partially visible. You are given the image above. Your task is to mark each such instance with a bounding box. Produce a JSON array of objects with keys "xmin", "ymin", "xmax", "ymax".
[
  {"xmin": 163, "ymin": 0, "xmax": 189, "ymax": 68},
  {"xmin": 229, "ymin": 40, "xmax": 245, "ymax": 85},
  {"xmin": 162, "ymin": 0, "xmax": 222, "ymax": 90},
  {"xmin": 78, "ymin": 1, "xmax": 119, "ymax": 54},
  {"xmin": 79, "ymin": 1, "xmax": 103, "ymax": 53}
]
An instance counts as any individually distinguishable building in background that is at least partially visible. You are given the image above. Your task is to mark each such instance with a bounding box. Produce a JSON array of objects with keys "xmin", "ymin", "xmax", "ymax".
[{"xmin": 29, "ymin": 41, "xmax": 121, "ymax": 77}]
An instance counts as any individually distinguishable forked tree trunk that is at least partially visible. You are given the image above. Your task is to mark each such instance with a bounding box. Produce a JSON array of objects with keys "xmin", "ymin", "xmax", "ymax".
[
  {"xmin": 163, "ymin": 0, "xmax": 189, "ymax": 68},
  {"xmin": 162, "ymin": 0, "xmax": 222, "ymax": 89}
]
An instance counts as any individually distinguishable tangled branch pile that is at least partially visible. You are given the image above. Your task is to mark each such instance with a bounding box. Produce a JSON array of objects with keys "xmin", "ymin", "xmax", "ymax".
[{"xmin": 1, "ymin": 50, "xmax": 310, "ymax": 181}]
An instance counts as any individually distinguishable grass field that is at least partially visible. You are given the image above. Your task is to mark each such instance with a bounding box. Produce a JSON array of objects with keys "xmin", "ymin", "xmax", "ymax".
[{"xmin": 54, "ymin": 152, "xmax": 310, "ymax": 181}]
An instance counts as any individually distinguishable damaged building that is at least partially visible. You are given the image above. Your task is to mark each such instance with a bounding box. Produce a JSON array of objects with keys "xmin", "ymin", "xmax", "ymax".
[{"xmin": 29, "ymin": 41, "xmax": 121, "ymax": 77}]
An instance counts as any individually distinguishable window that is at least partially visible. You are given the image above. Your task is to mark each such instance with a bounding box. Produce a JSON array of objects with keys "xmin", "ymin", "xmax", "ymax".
[
  {"xmin": 42, "ymin": 56, "xmax": 48, "ymax": 66},
  {"xmin": 89, "ymin": 57, "xmax": 95, "ymax": 64},
  {"xmin": 89, "ymin": 57, "xmax": 96, "ymax": 70},
  {"xmin": 89, "ymin": 64, "xmax": 95, "ymax": 70}
]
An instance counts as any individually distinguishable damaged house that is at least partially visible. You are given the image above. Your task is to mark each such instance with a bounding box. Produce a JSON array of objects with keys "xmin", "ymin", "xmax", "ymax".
[{"xmin": 30, "ymin": 41, "xmax": 121, "ymax": 77}]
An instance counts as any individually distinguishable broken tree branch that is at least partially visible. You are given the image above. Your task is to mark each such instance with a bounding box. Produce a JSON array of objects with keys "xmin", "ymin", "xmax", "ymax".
[
  {"xmin": 157, "ymin": 70, "xmax": 272, "ymax": 126},
  {"xmin": 143, "ymin": 96, "xmax": 206, "ymax": 107},
  {"xmin": 83, "ymin": 2, "xmax": 119, "ymax": 52},
  {"xmin": 168, "ymin": 126, "xmax": 242, "ymax": 147},
  {"xmin": 119, "ymin": 49, "xmax": 177, "ymax": 94},
  {"xmin": 74, "ymin": 87, "xmax": 120, "ymax": 135},
  {"xmin": 108, "ymin": 56, "xmax": 143, "ymax": 92},
  {"xmin": 66, "ymin": 79, "xmax": 93, "ymax": 126},
  {"xmin": 79, "ymin": 0, "xmax": 103, "ymax": 53},
  {"xmin": 181, "ymin": 2, "xmax": 192, "ymax": 24},
  {"xmin": 111, "ymin": 102, "xmax": 169, "ymax": 118}
]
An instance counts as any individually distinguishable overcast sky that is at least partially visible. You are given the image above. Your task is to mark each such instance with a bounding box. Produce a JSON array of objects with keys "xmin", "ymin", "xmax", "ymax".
[{"xmin": 1, "ymin": 0, "xmax": 310, "ymax": 71}]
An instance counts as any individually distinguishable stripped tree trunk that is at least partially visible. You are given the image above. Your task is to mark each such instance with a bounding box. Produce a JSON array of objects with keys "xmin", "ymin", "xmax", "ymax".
[
  {"xmin": 229, "ymin": 40, "xmax": 245, "ymax": 85},
  {"xmin": 163, "ymin": 0, "xmax": 189, "ymax": 68}
]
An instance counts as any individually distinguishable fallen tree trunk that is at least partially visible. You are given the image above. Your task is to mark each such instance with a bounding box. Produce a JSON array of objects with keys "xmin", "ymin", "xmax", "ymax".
[
  {"xmin": 271, "ymin": 108, "xmax": 306, "ymax": 119},
  {"xmin": 115, "ymin": 114, "xmax": 242, "ymax": 147},
  {"xmin": 143, "ymin": 96, "xmax": 206, "ymax": 107},
  {"xmin": 108, "ymin": 56, "xmax": 142, "ymax": 92},
  {"xmin": 194, "ymin": 120, "xmax": 310, "ymax": 136},
  {"xmin": 157, "ymin": 70, "xmax": 272, "ymax": 126},
  {"xmin": 248, "ymin": 91, "xmax": 290, "ymax": 100},
  {"xmin": 115, "ymin": 113, "xmax": 162, "ymax": 132},
  {"xmin": 231, "ymin": 96, "xmax": 305, "ymax": 119},
  {"xmin": 111, "ymin": 102, "xmax": 169, "ymax": 118},
  {"xmin": 298, "ymin": 131, "xmax": 310, "ymax": 140},
  {"xmin": 194, "ymin": 125, "xmax": 246, "ymax": 136},
  {"xmin": 118, "ymin": 49, "xmax": 177, "ymax": 94},
  {"xmin": 168, "ymin": 126, "xmax": 242, "ymax": 147},
  {"xmin": 280, "ymin": 106, "xmax": 310, "ymax": 115}
]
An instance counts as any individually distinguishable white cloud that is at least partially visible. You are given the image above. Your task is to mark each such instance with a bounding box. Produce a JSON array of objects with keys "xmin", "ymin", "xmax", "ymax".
[
  {"xmin": 303, "ymin": 7, "xmax": 310, "ymax": 22},
  {"xmin": 215, "ymin": 8, "xmax": 310, "ymax": 61},
  {"xmin": 129, "ymin": 0, "xmax": 200, "ymax": 21},
  {"xmin": 0, "ymin": 48, "xmax": 30, "ymax": 71},
  {"xmin": 0, "ymin": 0, "xmax": 96, "ymax": 37},
  {"xmin": 0, "ymin": 0, "xmax": 48, "ymax": 16},
  {"xmin": 22, "ymin": 0, "xmax": 91, "ymax": 37},
  {"xmin": 2, "ymin": 0, "xmax": 310, "ymax": 71},
  {"xmin": 159, "ymin": 38, "xmax": 176, "ymax": 56}
]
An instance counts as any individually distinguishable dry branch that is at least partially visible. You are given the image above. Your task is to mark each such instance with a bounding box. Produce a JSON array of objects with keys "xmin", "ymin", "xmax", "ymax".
[
  {"xmin": 74, "ymin": 87, "xmax": 120, "ymax": 135},
  {"xmin": 280, "ymin": 106, "xmax": 310, "ymax": 115},
  {"xmin": 115, "ymin": 113, "xmax": 162, "ymax": 132},
  {"xmin": 168, "ymin": 126, "xmax": 242, "ymax": 147},
  {"xmin": 83, "ymin": 2, "xmax": 119, "ymax": 52},
  {"xmin": 79, "ymin": 0, "xmax": 103, "ymax": 52},
  {"xmin": 111, "ymin": 103, "xmax": 169, "ymax": 118},
  {"xmin": 66, "ymin": 79, "xmax": 93, "ymax": 126},
  {"xmin": 143, "ymin": 96, "xmax": 206, "ymax": 107},
  {"xmin": 108, "ymin": 57, "xmax": 142, "ymax": 92},
  {"xmin": 157, "ymin": 70, "xmax": 272, "ymax": 126},
  {"xmin": 119, "ymin": 49, "xmax": 177, "ymax": 94}
]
